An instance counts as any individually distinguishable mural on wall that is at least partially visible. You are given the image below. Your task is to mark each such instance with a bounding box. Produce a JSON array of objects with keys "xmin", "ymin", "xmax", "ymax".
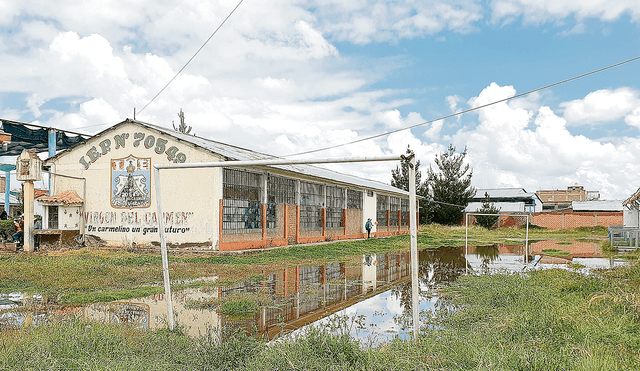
[{"xmin": 111, "ymin": 155, "xmax": 151, "ymax": 209}]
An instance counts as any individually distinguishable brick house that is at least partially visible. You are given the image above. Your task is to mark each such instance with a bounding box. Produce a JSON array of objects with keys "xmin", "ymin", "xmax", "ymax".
[{"xmin": 536, "ymin": 185, "xmax": 600, "ymax": 211}]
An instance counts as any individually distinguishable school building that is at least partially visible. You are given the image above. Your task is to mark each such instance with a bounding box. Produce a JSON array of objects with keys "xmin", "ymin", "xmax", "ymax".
[{"xmin": 39, "ymin": 119, "xmax": 413, "ymax": 250}]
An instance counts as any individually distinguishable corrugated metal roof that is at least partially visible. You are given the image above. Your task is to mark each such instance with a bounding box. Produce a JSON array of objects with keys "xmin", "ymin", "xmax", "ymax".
[
  {"xmin": 0, "ymin": 119, "xmax": 90, "ymax": 156},
  {"xmin": 572, "ymin": 200, "xmax": 623, "ymax": 212},
  {"xmin": 474, "ymin": 188, "xmax": 535, "ymax": 199},
  {"xmin": 465, "ymin": 202, "xmax": 525, "ymax": 213},
  {"xmin": 52, "ymin": 119, "xmax": 409, "ymax": 196}
]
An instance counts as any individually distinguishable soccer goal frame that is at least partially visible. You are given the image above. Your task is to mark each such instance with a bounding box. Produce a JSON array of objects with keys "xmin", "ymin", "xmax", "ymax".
[{"xmin": 154, "ymin": 154, "xmax": 420, "ymax": 337}]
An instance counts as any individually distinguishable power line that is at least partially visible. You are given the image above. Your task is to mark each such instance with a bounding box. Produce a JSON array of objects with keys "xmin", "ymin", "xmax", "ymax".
[
  {"xmin": 73, "ymin": 120, "xmax": 123, "ymax": 130},
  {"xmin": 137, "ymin": 0, "xmax": 245, "ymax": 116},
  {"xmin": 427, "ymin": 199, "xmax": 467, "ymax": 209},
  {"xmin": 283, "ymin": 55, "xmax": 640, "ymax": 157}
]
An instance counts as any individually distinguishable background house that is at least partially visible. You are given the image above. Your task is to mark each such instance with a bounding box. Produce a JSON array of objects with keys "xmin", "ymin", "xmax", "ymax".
[
  {"xmin": 464, "ymin": 188, "xmax": 542, "ymax": 228},
  {"xmin": 536, "ymin": 185, "xmax": 600, "ymax": 211},
  {"xmin": 465, "ymin": 188, "xmax": 542, "ymax": 214}
]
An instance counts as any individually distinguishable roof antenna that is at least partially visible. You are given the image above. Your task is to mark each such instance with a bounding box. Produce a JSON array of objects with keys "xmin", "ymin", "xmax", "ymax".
[
  {"xmin": 172, "ymin": 108, "xmax": 193, "ymax": 135},
  {"xmin": 133, "ymin": 108, "xmax": 136, "ymax": 120}
]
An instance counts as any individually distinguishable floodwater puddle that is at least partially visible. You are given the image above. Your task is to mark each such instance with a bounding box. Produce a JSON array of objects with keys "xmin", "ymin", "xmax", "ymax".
[{"xmin": 1, "ymin": 240, "xmax": 627, "ymax": 341}]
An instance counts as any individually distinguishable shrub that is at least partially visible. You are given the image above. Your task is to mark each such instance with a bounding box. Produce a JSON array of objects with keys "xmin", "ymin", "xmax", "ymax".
[{"xmin": 0, "ymin": 219, "xmax": 16, "ymax": 241}]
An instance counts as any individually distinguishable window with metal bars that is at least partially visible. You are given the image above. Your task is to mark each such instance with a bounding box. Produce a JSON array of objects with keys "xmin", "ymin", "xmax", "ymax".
[
  {"xmin": 376, "ymin": 194, "xmax": 388, "ymax": 226},
  {"xmin": 222, "ymin": 168, "xmax": 262, "ymax": 233},
  {"xmin": 300, "ymin": 181, "xmax": 323, "ymax": 231},
  {"xmin": 326, "ymin": 185, "xmax": 344, "ymax": 229},
  {"xmin": 390, "ymin": 196, "xmax": 400, "ymax": 226},
  {"xmin": 266, "ymin": 176, "xmax": 296, "ymax": 230},
  {"xmin": 267, "ymin": 175, "xmax": 296, "ymax": 204},
  {"xmin": 347, "ymin": 189, "xmax": 362, "ymax": 210},
  {"xmin": 401, "ymin": 198, "xmax": 409, "ymax": 226},
  {"xmin": 48, "ymin": 206, "xmax": 59, "ymax": 229}
]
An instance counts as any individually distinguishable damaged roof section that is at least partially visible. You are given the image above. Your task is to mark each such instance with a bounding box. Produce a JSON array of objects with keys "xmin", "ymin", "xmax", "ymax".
[
  {"xmin": 0, "ymin": 119, "xmax": 91, "ymax": 156},
  {"xmin": 38, "ymin": 191, "xmax": 83, "ymax": 206}
]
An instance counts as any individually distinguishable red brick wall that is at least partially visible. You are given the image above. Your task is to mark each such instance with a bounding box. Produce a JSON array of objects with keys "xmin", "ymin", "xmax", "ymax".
[
  {"xmin": 466, "ymin": 214, "xmax": 528, "ymax": 228},
  {"xmin": 287, "ymin": 204, "xmax": 297, "ymax": 243},
  {"xmin": 532, "ymin": 211, "xmax": 622, "ymax": 230},
  {"xmin": 346, "ymin": 209, "xmax": 362, "ymax": 235}
]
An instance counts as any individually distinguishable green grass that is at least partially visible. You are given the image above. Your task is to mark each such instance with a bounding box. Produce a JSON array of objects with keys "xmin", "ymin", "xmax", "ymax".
[{"xmin": 4, "ymin": 264, "xmax": 640, "ymax": 370}]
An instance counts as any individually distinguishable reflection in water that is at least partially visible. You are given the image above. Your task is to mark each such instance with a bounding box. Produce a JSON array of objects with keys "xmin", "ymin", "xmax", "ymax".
[
  {"xmin": 475, "ymin": 244, "xmax": 500, "ymax": 272},
  {"xmin": 1, "ymin": 241, "xmax": 629, "ymax": 342},
  {"xmin": 80, "ymin": 252, "xmax": 417, "ymax": 339}
]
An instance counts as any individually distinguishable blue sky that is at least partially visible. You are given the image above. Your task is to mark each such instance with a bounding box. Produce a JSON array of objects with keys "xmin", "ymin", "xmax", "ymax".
[{"xmin": 2, "ymin": 0, "xmax": 640, "ymax": 199}]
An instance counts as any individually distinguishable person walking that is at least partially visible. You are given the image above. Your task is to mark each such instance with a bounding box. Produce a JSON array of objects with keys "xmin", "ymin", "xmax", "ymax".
[
  {"xmin": 13, "ymin": 216, "xmax": 24, "ymax": 251},
  {"xmin": 365, "ymin": 218, "xmax": 373, "ymax": 238}
]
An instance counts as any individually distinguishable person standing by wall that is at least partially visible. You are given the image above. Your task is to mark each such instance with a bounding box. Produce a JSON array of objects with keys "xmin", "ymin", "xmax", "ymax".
[
  {"xmin": 365, "ymin": 218, "xmax": 373, "ymax": 238},
  {"xmin": 34, "ymin": 215, "xmax": 42, "ymax": 250}
]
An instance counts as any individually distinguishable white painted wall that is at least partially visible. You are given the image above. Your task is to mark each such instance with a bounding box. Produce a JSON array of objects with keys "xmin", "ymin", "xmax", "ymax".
[
  {"xmin": 363, "ymin": 190, "xmax": 377, "ymax": 233},
  {"xmin": 624, "ymin": 209, "xmax": 639, "ymax": 228},
  {"xmin": 48, "ymin": 122, "xmax": 222, "ymax": 247}
]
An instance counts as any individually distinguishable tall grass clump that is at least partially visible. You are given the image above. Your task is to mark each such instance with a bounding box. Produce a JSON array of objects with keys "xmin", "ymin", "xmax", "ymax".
[{"xmin": 248, "ymin": 326, "xmax": 369, "ymax": 371}]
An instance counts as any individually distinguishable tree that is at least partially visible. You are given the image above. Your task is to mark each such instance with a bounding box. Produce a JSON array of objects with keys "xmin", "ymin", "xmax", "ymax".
[
  {"xmin": 390, "ymin": 146, "xmax": 429, "ymax": 222},
  {"xmin": 475, "ymin": 192, "xmax": 500, "ymax": 230},
  {"xmin": 391, "ymin": 146, "xmax": 423, "ymax": 191},
  {"xmin": 427, "ymin": 144, "xmax": 476, "ymax": 225}
]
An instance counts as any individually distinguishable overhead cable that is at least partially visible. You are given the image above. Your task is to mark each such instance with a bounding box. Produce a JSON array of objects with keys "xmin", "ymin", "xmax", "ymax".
[
  {"xmin": 283, "ymin": 55, "xmax": 640, "ymax": 157},
  {"xmin": 137, "ymin": 0, "xmax": 245, "ymax": 116}
]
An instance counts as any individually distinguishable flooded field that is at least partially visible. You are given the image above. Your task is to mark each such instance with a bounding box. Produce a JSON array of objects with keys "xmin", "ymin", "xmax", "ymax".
[{"xmin": 1, "ymin": 240, "xmax": 626, "ymax": 342}]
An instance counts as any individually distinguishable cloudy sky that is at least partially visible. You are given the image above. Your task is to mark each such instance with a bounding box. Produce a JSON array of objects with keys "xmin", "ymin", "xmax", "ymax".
[{"xmin": 2, "ymin": 0, "xmax": 640, "ymax": 200}]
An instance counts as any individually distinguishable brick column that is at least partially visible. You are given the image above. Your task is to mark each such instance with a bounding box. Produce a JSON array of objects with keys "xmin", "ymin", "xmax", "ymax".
[
  {"xmin": 386, "ymin": 210, "xmax": 390, "ymax": 231},
  {"xmin": 343, "ymin": 209, "xmax": 347, "ymax": 236}
]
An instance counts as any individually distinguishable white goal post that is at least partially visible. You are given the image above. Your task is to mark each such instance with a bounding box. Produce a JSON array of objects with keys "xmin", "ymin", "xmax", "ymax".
[{"xmin": 153, "ymin": 154, "xmax": 420, "ymax": 337}]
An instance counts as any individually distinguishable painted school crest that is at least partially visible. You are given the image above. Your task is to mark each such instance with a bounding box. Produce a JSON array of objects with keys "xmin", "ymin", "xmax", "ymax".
[{"xmin": 111, "ymin": 155, "xmax": 151, "ymax": 209}]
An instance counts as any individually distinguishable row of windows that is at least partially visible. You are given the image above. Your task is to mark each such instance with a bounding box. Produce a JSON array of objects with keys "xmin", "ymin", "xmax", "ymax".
[
  {"xmin": 222, "ymin": 168, "xmax": 408, "ymax": 232},
  {"xmin": 377, "ymin": 196, "xmax": 411, "ymax": 227}
]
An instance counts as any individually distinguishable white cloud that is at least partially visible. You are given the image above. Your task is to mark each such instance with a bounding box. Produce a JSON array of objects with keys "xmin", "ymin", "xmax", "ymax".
[
  {"xmin": 424, "ymin": 120, "xmax": 443, "ymax": 141},
  {"xmin": 313, "ymin": 0, "xmax": 484, "ymax": 43},
  {"xmin": 26, "ymin": 94, "xmax": 46, "ymax": 118},
  {"xmin": 560, "ymin": 88, "xmax": 640, "ymax": 126},
  {"xmin": 295, "ymin": 20, "xmax": 339, "ymax": 58},
  {"xmin": 446, "ymin": 94, "xmax": 463, "ymax": 112},
  {"xmin": 456, "ymin": 83, "xmax": 636, "ymax": 199},
  {"xmin": 490, "ymin": 0, "xmax": 640, "ymax": 25}
]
